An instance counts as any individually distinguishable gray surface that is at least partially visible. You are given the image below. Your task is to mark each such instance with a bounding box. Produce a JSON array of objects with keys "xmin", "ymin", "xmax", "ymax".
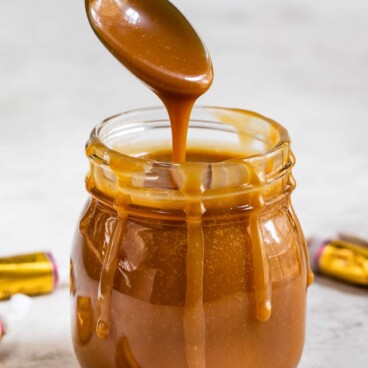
[{"xmin": 0, "ymin": 0, "xmax": 367, "ymax": 367}]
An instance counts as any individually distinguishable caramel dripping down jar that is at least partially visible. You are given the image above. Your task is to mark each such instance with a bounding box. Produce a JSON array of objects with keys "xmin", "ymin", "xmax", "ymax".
[{"xmin": 70, "ymin": 106, "xmax": 313, "ymax": 368}]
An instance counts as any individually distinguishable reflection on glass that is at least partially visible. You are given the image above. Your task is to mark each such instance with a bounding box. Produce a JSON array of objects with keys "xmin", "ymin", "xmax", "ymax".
[
  {"xmin": 77, "ymin": 296, "xmax": 94, "ymax": 345},
  {"xmin": 116, "ymin": 335, "xmax": 142, "ymax": 368}
]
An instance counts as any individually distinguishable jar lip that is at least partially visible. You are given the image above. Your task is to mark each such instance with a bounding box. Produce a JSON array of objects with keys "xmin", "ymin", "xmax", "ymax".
[{"xmin": 88, "ymin": 105, "xmax": 290, "ymax": 169}]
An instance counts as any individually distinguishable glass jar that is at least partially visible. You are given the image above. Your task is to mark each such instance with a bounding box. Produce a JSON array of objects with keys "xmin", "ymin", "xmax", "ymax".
[{"xmin": 71, "ymin": 106, "xmax": 313, "ymax": 368}]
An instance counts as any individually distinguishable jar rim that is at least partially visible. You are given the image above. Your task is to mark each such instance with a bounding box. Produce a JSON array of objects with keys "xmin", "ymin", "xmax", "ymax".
[
  {"xmin": 88, "ymin": 105, "xmax": 290, "ymax": 169},
  {"xmin": 86, "ymin": 106, "xmax": 294, "ymax": 212}
]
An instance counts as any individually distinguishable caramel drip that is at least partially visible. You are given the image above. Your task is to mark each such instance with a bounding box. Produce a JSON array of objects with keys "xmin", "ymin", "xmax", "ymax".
[
  {"xmin": 96, "ymin": 216, "xmax": 126, "ymax": 339},
  {"xmin": 86, "ymin": 162, "xmax": 96, "ymax": 193},
  {"xmin": 182, "ymin": 166, "xmax": 207, "ymax": 368},
  {"xmin": 286, "ymin": 179, "xmax": 314, "ymax": 287},
  {"xmin": 302, "ymin": 237, "xmax": 314, "ymax": 287},
  {"xmin": 247, "ymin": 165, "xmax": 272, "ymax": 322},
  {"xmin": 96, "ymin": 171, "xmax": 132, "ymax": 339},
  {"xmin": 184, "ymin": 220, "xmax": 206, "ymax": 368}
]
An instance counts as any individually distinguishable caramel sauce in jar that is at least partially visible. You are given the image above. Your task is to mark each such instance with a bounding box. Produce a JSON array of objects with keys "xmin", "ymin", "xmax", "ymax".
[{"xmin": 71, "ymin": 107, "xmax": 313, "ymax": 368}]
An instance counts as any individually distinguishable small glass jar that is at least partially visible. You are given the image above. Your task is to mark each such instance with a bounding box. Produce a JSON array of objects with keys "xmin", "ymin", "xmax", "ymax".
[{"xmin": 71, "ymin": 106, "xmax": 313, "ymax": 368}]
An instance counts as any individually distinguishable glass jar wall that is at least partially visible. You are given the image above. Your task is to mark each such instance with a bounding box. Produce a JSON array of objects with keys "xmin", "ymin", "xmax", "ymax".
[{"xmin": 70, "ymin": 107, "xmax": 313, "ymax": 368}]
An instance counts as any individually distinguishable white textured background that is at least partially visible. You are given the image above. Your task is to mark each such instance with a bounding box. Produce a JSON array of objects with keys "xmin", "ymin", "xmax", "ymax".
[{"xmin": 0, "ymin": 0, "xmax": 367, "ymax": 367}]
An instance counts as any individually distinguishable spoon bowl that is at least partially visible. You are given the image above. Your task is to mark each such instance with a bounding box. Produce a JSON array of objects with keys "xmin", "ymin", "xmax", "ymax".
[{"xmin": 86, "ymin": 0, "xmax": 213, "ymax": 97}]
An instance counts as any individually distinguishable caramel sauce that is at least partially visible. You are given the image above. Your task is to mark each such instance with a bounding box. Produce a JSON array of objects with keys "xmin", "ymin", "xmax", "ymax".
[{"xmin": 72, "ymin": 2, "xmax": 314, "ymax": 367}]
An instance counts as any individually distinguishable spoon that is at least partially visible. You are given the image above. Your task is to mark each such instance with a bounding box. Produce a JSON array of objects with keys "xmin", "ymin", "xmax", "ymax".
[{"xmin": 85, "ymin": 0, "xmax": 213, "ymax": 98}]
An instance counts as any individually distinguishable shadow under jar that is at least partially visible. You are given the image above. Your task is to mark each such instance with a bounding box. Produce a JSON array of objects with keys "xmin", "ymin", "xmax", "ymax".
[{"xmin": 70, "ymin": 106, "xmax": 313, "ymax": 368}]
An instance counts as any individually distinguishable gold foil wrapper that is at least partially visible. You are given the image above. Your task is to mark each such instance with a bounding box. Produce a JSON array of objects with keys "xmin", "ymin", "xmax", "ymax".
[
  {"xmin": 318, "ymin": 240, "xmax": 368, "ymax": 286},
  {"xmin": 0, "ymin": 252, "xmax": 58, "ymax": 301}
]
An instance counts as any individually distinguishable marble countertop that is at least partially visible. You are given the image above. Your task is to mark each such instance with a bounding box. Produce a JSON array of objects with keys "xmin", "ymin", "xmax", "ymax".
[{"xmin": 0, "ymin": 0, "xmax": 367, "ymax": 367}]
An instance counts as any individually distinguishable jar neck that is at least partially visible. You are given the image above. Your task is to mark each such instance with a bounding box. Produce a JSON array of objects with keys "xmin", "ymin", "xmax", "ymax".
[{"xmin": 86, "ymin": 141, "xmax": 295, "ymax": 217}]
